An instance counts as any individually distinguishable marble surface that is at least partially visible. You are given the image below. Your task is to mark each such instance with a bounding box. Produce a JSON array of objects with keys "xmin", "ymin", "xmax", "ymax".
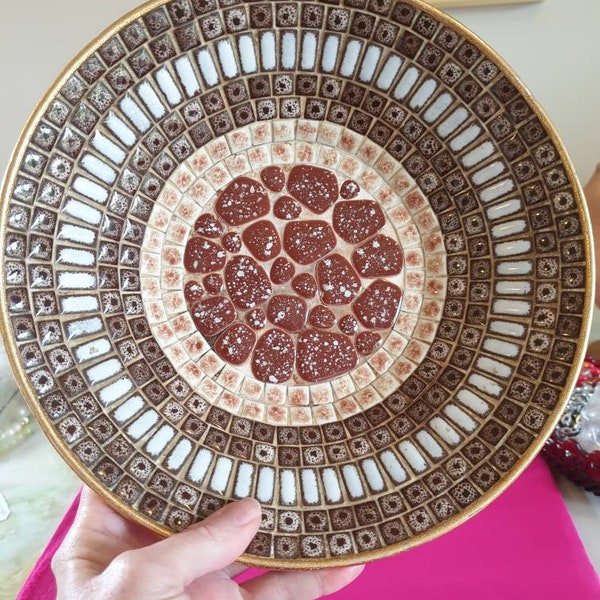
[{"xmin": 0, "ymin": 431, "xmax": 79, "ymax": 599}]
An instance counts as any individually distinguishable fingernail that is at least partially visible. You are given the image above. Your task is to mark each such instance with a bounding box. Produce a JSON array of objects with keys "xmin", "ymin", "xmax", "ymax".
[
  {"xmin": 226, "ymin": 498, "xmax": 261, "ymax": 526},
  {"xmin": 348, "ymin": 564, "xmax": 365, "ymax": 575},
  {"xmin": 338, "ymin": 564, "xmax": 365, "ymax": 582}
]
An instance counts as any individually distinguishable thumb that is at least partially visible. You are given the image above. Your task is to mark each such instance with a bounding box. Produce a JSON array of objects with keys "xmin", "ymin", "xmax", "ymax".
[{"xmin": 104, "ymin": 498, "xmax": 261, "ymax": 595}]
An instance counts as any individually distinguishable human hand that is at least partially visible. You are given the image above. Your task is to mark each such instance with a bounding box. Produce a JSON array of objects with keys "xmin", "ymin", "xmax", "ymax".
[
  {"xmin": 52, "ymin": 486, "xmax": 364, "ymax": 599},
  {"xmin": 584, "ymin": 164, "xmax": 600, "ymax": 308}
]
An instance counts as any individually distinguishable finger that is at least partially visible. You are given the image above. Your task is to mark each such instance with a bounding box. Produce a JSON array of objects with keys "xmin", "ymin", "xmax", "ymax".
[
  {"xmin": 224, "ymin": 563, "xmax": 249, "ymax": 578},
  {"xmin": 241, "ymin": 565, "xmax": 365, "ymax": 600},
  {"xmin": 105, "ymin": 498, "xmax": 261, "ymax": 594}
]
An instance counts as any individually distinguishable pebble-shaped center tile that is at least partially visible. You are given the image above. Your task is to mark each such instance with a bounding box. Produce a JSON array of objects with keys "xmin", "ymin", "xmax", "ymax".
[{"xmin": 183, "ymin": 165, "xmax": 404, "ymax": 384}]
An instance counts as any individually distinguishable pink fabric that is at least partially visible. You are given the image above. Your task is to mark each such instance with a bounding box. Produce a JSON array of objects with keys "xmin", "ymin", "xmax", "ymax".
[{"xmin": 18, "ymin": 458, "xmax": 599, "ymax": 600}]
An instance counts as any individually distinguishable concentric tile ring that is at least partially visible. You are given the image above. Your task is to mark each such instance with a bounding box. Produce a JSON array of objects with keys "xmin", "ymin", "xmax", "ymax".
[
  {"xmin": 141, "ymin": 125, "xmax": 446, "ymax": 425},
  {"xmin": 0, "ymin": 0, "xmax": 593, "ymax": 567}
]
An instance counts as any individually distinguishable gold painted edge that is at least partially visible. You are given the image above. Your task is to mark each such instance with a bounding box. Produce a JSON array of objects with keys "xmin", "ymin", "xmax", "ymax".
[{"xmin": 0, "ymin": 0, "xmax": 593, "ymax": 570}]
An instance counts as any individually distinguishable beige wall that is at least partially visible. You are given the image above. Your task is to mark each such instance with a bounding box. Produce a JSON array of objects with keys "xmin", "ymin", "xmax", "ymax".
[{"xmin": 451, "ymin": 0, "xmax": 600, "ymax": 184}]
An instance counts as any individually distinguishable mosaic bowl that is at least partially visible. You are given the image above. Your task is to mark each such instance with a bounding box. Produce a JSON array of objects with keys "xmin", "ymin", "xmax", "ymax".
[{"xmin": 0, "ymin": 0, "xmax": 593, "ymax": 567}]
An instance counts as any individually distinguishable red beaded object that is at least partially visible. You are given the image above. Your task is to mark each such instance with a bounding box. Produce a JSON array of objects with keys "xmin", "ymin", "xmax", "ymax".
[{"xmin": 543, "ymin": 357, "xmax": 600, "ymax": 495}]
